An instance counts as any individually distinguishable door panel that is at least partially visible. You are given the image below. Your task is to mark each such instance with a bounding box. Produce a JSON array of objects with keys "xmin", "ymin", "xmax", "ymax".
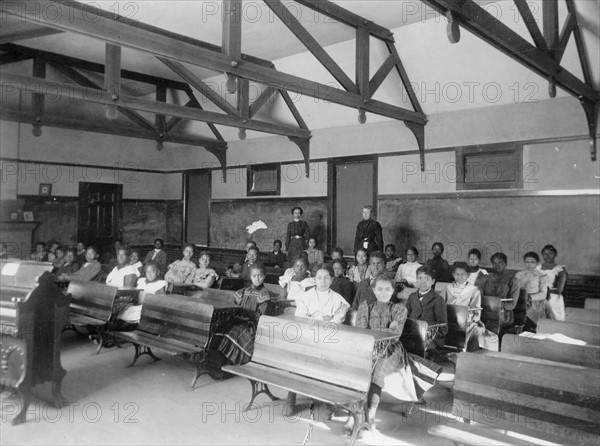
[{"xmin": 78, "ymin": 182, "xmax": 122, "ymax": 257}]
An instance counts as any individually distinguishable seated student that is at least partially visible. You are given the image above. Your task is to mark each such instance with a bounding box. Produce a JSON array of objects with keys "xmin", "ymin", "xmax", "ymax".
[
  {"xmin": 304, "ymin": 236, "xmax": 324, "ymax": 269},
  {"xmin": 136, "ymin": 262, "xmax": 168, "ymax": 294},
  {"xmin": 444, "ymin": 262, "xmax": 498, "ymax": 352},
  {"xmin": 218, "ymin": 263, "xmax": 272, "ymax": 365},
  {"xmin": 425, "ymin": 242, "xmax": 452, "ymax": 283},
  {"xmin": 227, "ymin": 246, "xmax": 259, "ymax": 280},
  {"xmin": 144, "ymin": 238, "xmax": 167, "ymax": 276},
  {"xmin": 59, "ymin": 245, "xmax": 101, "ymax": 281},
  {"xmin": 54, "ymin": 248, "xmax": 79, "ymax": 276},
  {"xmin": 352, "ymin": 251, "xmax": 399, "ymax": 310},
  {"xmin": 30, "ymin": 241, "xmax": 48, "ymax": 262},
  {"xmin": 331, "ymin": 247, "xmax": 344, "ymax": 261},
  {"xmin": 330, "ymin": 259, "xmax": 353, "ymax": 305},
  {"xmin": 46, "ymin": 241, "xmax": 60, "ymax": 262},
  {"xmin": 384, "ymin": 243, "xmax": 402, "ymax": 272},
  {"xmin": 114, "ymin": 262, "xmax": 168, "ymax": 332},
  {"xmin": 278, "ymin": 255, "xmax": 313, "ymax": 300},
  {"xmin": 188, "ymin": 251, "xmax": 218, "ymax": 289},
  {"xmin": 516, "ymin": 252, "xmax": 553, "ymax": 329},
  {"xmin": 466, "ymin": 248, "xmax": 488, "ymax": 289},
  {"xmin": 348, "ymin": 248, "xmax": 371, "ymax": 283},
  {"xmin": 164, "ymin": 244, "xmax": 197, "ymax": 283},
  {"xmin": 479, "ymin": 252, "xmax": 520, "ymax": 328},
  {"xmin": 349, "ymin": 273, "xmax": 441, "ymax": 433},
  {"xmin": 395, "ymin": 246, "xmax": 422, "ymax": 299},
  {"xmin": 405, "ymin": 266, "xmax": 448, "ymax": 350},
  {"xmin": 75, "ymin": 241, "xmax": 87, "ymax": 267},
  {"xmin": 232, "ymin": 240, "xmax": 258, "ymax": 272},
  {"xmin": 51, "ymin": 245, "xmax": 67, "ymax": 271},
  {"xmin": 538, "ymin": 244, "xmax": 566, "ymax": 321},
  {"xmin": 271, "ymin": 240, "xmax": 286, "ymax": 268},
  {"xmin": 285, "ymin": 265, "xmax": 350, "ymax": 416},
  {"xmin": 106, "ymin": 248, "xmax": 140, "ymax": 287},
  {"xmin": 129, "ymin": 250, "xmax": 144, "ymax": 276}
]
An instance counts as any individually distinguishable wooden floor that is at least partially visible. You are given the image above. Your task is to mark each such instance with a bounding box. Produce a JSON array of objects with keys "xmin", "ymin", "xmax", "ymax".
[{"xmin": 1, "ymin": 331, "xmax": 457, "ymax": 445}]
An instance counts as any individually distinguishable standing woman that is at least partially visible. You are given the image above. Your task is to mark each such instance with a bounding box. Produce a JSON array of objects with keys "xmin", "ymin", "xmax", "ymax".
[
  {"xmin": 285, "ymin": 206, "xmax": 310, "ymax": 262},
  {"xmin": 538, "ymin": 245, "xmax": 566, "ymax": 321}
]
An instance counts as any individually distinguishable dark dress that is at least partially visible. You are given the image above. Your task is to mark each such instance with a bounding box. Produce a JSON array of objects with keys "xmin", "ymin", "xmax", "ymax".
[
  {"xmin": 218, "ymin": 284, "xmax": 271, "ymax": 365},
  {"xmin": 354, "ymin": 218, "xmax": 383, "ymax": 254},
  {"xmin": 285, "ymin": 220, "xmax": 310, "ymax": 262},
  {"xmin": 272, "ymin": 251, "xmax": 286, "ymax": 268},
  {"xmin": 425, "ymin": 256, "xmax": 452, "ymax": 282},
  {"xmin": 330, "ymin": 276, "xmax": 353, "ymax": 305}
]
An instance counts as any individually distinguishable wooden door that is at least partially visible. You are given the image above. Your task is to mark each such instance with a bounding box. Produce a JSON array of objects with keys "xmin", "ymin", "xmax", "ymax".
[{"xmin": 78, "ymin": 182, "xmax": 122, "ymax": 256}]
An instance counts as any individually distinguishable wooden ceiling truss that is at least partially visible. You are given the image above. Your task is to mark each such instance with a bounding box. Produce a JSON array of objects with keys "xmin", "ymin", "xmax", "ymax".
[
  {"xmin": 421, "ymin": 0, "xmax": 599, "ymax": 161},
  {"xmin": 0, "ymin": 0, "xmax": 427, "ymax": 175}
]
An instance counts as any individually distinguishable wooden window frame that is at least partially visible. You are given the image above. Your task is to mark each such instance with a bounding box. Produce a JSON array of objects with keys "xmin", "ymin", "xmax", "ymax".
[
  {"xmin": 246, "ymin": 163, "xmax": 281, "ymax": 196},
  {"xmin": 456, "ymin": 143, "xmax": 524, "ymax": 190}
]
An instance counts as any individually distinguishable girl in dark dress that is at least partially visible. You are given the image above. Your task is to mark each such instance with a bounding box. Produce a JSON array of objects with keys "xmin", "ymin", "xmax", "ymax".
[{"xmin": 285, "ymin": 206, "xmax": 310, "ymax": 262}]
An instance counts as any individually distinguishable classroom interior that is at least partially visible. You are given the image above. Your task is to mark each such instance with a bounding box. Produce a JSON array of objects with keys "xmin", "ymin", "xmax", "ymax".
[{"xmin": 1, "ymin": 1, "xmax": 599, "ymax": 445}]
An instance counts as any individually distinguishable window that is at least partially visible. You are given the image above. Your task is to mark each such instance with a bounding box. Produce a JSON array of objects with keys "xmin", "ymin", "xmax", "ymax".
[
  {"xmin": 246, "ymin": 164, "xmax": 281, "ymax": 196},
  {"xmin": 456, "ymin": 143, "xmax": 523, "ymax": 190}
]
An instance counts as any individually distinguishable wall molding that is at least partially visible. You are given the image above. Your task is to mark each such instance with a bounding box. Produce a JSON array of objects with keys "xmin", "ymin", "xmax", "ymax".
[{"xmin": 378, "ymin": 189, "xmax": 600, "ymax": 200}]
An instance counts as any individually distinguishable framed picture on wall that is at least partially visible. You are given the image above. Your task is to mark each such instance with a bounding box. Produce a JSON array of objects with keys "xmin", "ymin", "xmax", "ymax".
[
  {"xmin": 23, "ymin": 212, "xmax": 34, "ymax": 222},
  {"xmin": 39, "ymin": 183, "xmax": 52, "ymax": 196}
]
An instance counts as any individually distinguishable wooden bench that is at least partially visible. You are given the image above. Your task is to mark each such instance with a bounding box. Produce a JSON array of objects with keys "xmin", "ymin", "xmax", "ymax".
[
  {"xmin": 564, "ymin": 307, "xmax": 600, "ymax": 326},
  {"xmin": 113, "ymin": 293, "xmax": 236, "ymax": 388},
  {"xmin": 501, "ymin": 333, "xmax": 600, "ymax": 368},
  {"xmin": 537, "ymin": 319, "xmax": 600, "ymax": 346},
  {"xmin": 429, "ymin": 350, "xmax": 600, "ymax": 446},
  {"xmin": 223, "ymin": 315, "xmax": 376, "ymax": 444},
  {"xmin": 444, "ymin": 304, "xmax": 470, "ymax": 351},
  {"xmin": 66, "ymin": 280, "xmax": 118, "ymax": 353}
]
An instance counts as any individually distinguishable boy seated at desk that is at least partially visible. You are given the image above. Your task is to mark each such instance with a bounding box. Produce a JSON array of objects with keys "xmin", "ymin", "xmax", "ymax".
[
  {"xmin": 113, "ymin": 262, "xmax": 167, "ymax": 333},
  {"xmin": 278, "ymin": 255, "xmax": 314, "ymax": 300},
  {"xmin": 106, "ymin": 248, "xmax": 140, "ymax": 287},
  {"xmin": 226, "ymin": 246, "xmax": 259, "ymax": 280},
  {"xmin": 59, "ymin": 246, "xmax": 101, "ymax": 281}
]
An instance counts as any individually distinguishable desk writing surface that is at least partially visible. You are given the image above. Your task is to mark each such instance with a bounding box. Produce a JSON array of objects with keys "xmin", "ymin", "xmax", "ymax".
[
  {"xmin": 196, "ymin": 294, "xmax": 239, "ymax": 309},
  {"xmin": 279, "ymin": 315, "xmax": 399, "ymax": 343}
]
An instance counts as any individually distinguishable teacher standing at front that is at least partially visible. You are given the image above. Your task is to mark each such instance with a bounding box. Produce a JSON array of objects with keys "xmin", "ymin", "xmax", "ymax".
[
  {"xmin": 285, "ymin": 206, "xmax": 311, "ymax": 261},
  {"xmin": 354, "ymin": 205, "xmax": 383, "ymax": 254}
]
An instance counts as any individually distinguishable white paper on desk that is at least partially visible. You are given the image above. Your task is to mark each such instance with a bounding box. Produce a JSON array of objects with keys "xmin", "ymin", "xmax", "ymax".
[{"xmin": 1, "ymin": 263, "xmax": 19, "ymax": 276}]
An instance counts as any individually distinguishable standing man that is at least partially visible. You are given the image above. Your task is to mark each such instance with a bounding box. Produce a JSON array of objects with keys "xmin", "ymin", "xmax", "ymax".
[
  {"xmin": 354, "ymin": 205, "xmax": 383, "ymax": 254},
  {"xmin": 145, "ymin": 238, "xmax": 167, "ymax": 276}
]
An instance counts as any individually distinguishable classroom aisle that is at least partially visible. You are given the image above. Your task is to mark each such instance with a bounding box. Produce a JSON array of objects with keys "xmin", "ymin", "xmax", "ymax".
[{"xmin": 1, "ymin": 331, "xmax": 455, "ymax": 445}]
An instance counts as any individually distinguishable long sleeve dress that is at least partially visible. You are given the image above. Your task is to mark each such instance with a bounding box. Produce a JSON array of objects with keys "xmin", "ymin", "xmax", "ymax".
[
  {"xmin": 356, "ymin": 300, "xmax": 442, "ymax": 401},
  {"xmin": 285, "ymin": 220, "xmax": 310, "ymax": 262},
  {"xmin": 537, "ymin": 264, "xmax": 566, "ymax": 321},
  {"xmin": 516, "ymin": 269, "xmax": 553, "ymax": 324}
]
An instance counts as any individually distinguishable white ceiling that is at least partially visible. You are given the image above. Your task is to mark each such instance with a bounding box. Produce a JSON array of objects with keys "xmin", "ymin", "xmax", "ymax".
[{"xmin": 1, "ymin": 0, "xmax": 598, "ymax": 142}]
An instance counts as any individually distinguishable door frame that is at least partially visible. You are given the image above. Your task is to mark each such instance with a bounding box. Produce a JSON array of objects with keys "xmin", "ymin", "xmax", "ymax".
[
  {"xmin": 327, "ymin": 155, "xmax": 378, "ymax": 255},
  {"xmin": 77, "ymin": 182, "xmax": 123, "ymax": 247}
]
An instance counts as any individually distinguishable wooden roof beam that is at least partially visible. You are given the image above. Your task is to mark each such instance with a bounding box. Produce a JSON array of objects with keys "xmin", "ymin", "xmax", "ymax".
[{"xmin": 0, "ymin": 1, "xmax": 424, "ymax": 125}]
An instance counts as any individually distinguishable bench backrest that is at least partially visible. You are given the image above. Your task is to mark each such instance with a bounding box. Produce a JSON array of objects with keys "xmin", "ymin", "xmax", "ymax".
[
  {"xmin": 565, "ymin": 308, "xmax": 600, "ymax": 326},
  {"xmin": 481, "ymin": 295, "xmax": 501, "ymax": 333},
  {"xmin": 220, "ymin": 277, "xmax": 245, "ymax": 291},
  {"xmin": 198, "ymin": 288, "xmax": 237, "ymax": 305},
  {"xmin": 445, "ymin": 304, "xmax": 469, "ymax": 350},
  {"xmin": 537, "ymin": 319, "xmax": 600, "ymax": 346},
  {"xmin": 501, "ymin": 333, "xmax": 600, "ymax": 368},
  {"xmin": 399, "ymin": 318, "xmax": 428, "ymax": 357},
  {"xmin": 454, "ymin": 351, "xmax": 600, "ymax": 445},
  {"xmin": 584, "ymin": 298, "xmax": 600, "ymax": 310},
  {"xmin": 513, "ymin": 289, "xmax": 528, "ymax": 326},
  {"xmin": 138, "ymin": 293, "xmax": 214, "ymax": 347},
  {"xmin": 67, "ymin": 280, "xmax": 118, "ymax": 320},
  {"xmin": 252, "ymin": 315, "xmax": 374, "ymax": 393}
]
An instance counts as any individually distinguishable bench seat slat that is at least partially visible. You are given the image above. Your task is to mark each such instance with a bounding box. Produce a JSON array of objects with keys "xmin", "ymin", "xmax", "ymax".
[
  {"xmin": 114, "ymin": 330, "xmax": 205, "ymax": 353},
  {"xmin": 70, "ymin": 313, "xmax": 108, "ymax": 326},
  {"xmin": 223, "ymin": 362, "xmax": 366, "ymax": 406}
]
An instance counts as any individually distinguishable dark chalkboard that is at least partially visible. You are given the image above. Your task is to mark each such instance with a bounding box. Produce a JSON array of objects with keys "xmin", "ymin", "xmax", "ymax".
[
  {"xmin": 23, "ymin": 198, "xmax": 78, "ymax": 245},
  {"xmin": 378, "ymin": 195, "xmax": 600, "ymax": 275},
  {"xmin": 122, "ymin": 200, "xmax": 182, "ymax": 245},
  {"xmin": 210, "ymin": 198, "xmax": 328, "ymax": 252}
]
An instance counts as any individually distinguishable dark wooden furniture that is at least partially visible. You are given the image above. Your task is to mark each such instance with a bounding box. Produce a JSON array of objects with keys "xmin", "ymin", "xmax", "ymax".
[
  {"xmin": 113, "ymin": 293, "xmax": 243, "ymax": 388},
  {"xmin": 501, "ymin": 333, "xmax": 600, "ymax": 368},
  {"xmin": 66, "ymin": 280, "xmax": 119, "ymax": 353},
  {"xmin": 537, "ymin": 319, "xmax": 600, "ymax": 346},
  {"xmin": 564, "ymin": 307, "xmax": 600, "ymax": 326},
  {"xmin": 223, "ymin": 315, "xmax": 377, "ymax": 445},
  {"xmin": 443, "ymin": 304, "xmax": 470, "ymax": 351},
  {"xmin": 0, "ymin": 268, "xmax": 69, "ymax": 425},
  {"xmin": 429, "ymin": 350, "xmax": 600, "ymax": 445}
]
